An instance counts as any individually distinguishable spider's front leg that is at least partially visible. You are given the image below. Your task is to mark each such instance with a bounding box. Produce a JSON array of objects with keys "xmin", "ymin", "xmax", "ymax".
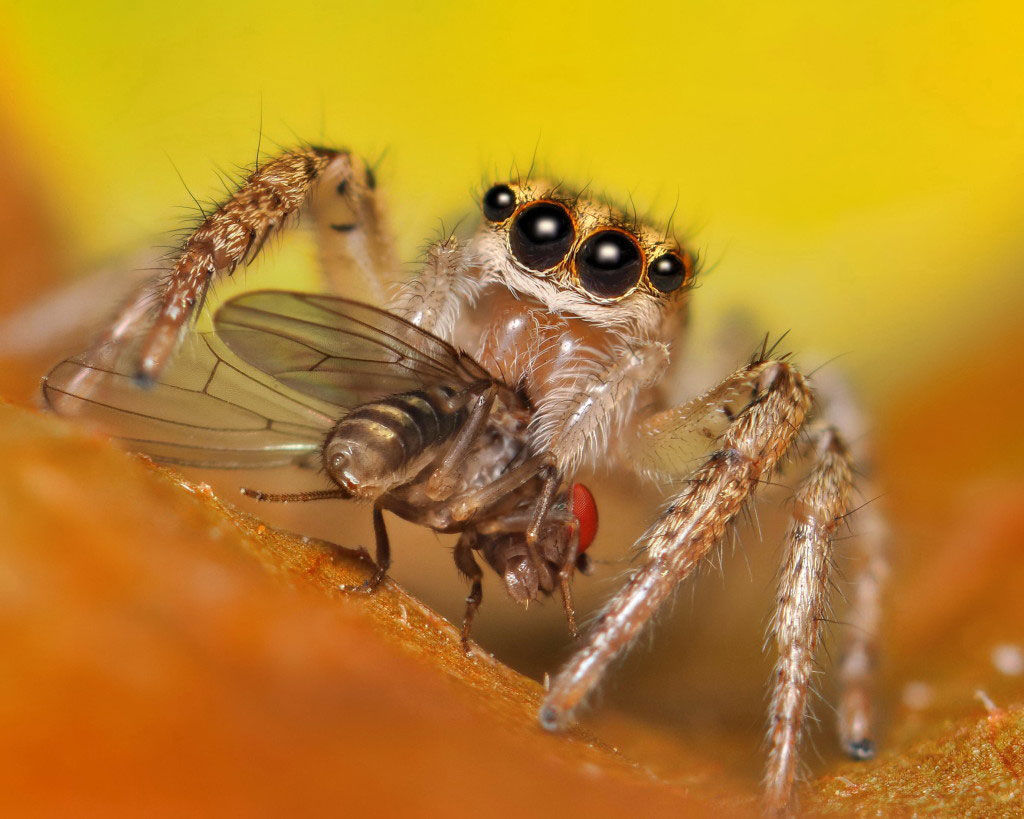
[
  {"xmin": 538, "ymin": 357, "xmax": 822, "ymax": 807},
  {"xmin": 130, "ymin": 147, "xmax": 396, "ymax": 382}
]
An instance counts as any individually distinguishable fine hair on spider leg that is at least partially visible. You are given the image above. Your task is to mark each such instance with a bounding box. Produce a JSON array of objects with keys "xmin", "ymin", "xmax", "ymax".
[
  {"xmin": 834, "ymin": 487, "xmax": 887, "ymax": 758},
  {"xmin": 119, "ymin": 146, "xmax": 402, "ymax": 385},
  {"xmin": 540, "ymin": 358, "xmax": 812, "ymax": 732},
  {"xmin": 763, "ymin": 424, "xmax": 854, "ymax": 814},
  {"xmin": 800, "ymin": 366, "xmax": 888, "ymax": 763}
]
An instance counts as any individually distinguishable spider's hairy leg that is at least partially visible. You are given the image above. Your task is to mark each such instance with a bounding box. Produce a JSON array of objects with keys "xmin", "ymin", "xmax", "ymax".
[
  {"xmin": 764, "ymin": 425, "xmax": 853, "ymax": 815},
  {"xmin": 136, "ymin": 146, "xmax": 363, "ymax": 383},
  {"xmin": 539, "ymin": 359, "xmax": 811, "ymax": 731},
  {"xmin": 836, "ymin": 478, "xmax": 887, "ymax": 758},
  {"xmin": 308, "ymin": 151, "xmax": 399, "ymax": 304},
  {"xmin": 810, "ymin": 369, "xmax": 889, "ymax": 762}
]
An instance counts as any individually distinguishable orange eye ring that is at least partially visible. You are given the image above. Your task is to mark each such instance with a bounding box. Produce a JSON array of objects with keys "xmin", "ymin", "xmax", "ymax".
[
  {"xmin": 508, "ymin": 200, "xmax": 576, "ymax": 272},
  {"xmin": 647, "ymin": 251, "xmax": 692, "ymax": 293},
  {"xmin": 572, "ymin": 228, "xmax": 645, "ymax": 299}
]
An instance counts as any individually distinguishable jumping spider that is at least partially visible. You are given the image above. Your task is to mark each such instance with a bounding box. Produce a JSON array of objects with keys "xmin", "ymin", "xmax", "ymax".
[{"xmin": 44, "ymin": 146, "xmax": 887, "ymax": 813}]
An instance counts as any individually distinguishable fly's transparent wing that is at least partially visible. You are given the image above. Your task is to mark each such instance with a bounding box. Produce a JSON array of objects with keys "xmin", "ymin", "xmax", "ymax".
[
  {"xmin": 214, "ymin": 291, "xmax": 494, "ymax": 408},
  {"xmin": 43, "ymin": 332, "xmax": 337, "ymax": 469}
]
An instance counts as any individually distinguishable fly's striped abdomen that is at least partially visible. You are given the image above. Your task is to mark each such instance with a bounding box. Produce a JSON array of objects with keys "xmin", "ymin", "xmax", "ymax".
[{"xmin": 323, "ymin": 385, "xmax": 468, "ymax": 498}]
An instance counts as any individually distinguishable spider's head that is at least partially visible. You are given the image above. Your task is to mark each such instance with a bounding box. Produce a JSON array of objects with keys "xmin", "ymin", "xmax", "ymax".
[{"xmin": 471, "ymin": 180, "xmax": 697, "ymax": 337}]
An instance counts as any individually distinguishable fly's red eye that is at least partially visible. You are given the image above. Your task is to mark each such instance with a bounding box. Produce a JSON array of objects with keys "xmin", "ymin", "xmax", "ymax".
[{"xmin": 570, "ymin": 482, "xmax": 598, "ymax": 554}]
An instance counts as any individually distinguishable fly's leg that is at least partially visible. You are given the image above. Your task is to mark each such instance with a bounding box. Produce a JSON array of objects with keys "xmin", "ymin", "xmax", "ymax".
[
  {"xmin": 461, "ymin": 502, "xmax": 581, "ymax": 636},
  {"xmin": 380, "ymin": 454, "xmax": 549, "ymax": 537},
  {"xmin": 431, "ymin": 454, "xmax": 550, "ymax": 528},
  {"xmin": 539, "ymin": 359, "xmax": 811, "ymax": 733},
  {"xmin": 764, "ymin": 425, "xmax": 853, "ymax": 815},
  {"xmin": 556, "ymin": 521, "xmax": 582, "ymax": 638},
  {"xmin": 453, "ymin": 533, "xmax": 484, "ymax": 649},
  {"xmin": 522, "ymin": 466, "xmax": 561, "ymax": 578},
  {"xmin": 339, "ymin": 504, "xmax": 391, "ymax": 593},
  {"xmin": 472, "ymin": 507, "xmax": 572, "ymax": 535},
  {"xmin": 135, "ymin": 147, "xmax": 395, "ymax": 382},
  {"xmin": 424, "ymin": 385, "xmax": 498, "ymax": 500}
]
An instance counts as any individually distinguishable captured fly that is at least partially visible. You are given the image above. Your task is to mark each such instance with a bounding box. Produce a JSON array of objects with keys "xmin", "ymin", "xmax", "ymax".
[{"xmin": 43, "ymin": 290, "xmax": 598, "ymax": 641}]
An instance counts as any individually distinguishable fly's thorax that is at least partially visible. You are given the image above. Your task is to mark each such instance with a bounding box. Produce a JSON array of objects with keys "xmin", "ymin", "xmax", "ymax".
[{"xmin": 323, "ymin": 386, "xmax": 466, "ymax": 499}]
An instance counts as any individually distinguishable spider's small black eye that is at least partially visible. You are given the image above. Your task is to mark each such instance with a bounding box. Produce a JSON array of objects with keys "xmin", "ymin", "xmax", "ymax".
[
  {"xmin": 510, "ymin": 202, "xmax": 575, "ymax": 271},
  {"xmin": 482, "ymin": 184, "xmax": 517, "ymax": 221},
  {"xmin": 647, "ymin": 253, "xmax": 689, "ymax": 293},
  {"xmin": 575, "ymin": 230, "xmax": 642, "ymax": 298}
]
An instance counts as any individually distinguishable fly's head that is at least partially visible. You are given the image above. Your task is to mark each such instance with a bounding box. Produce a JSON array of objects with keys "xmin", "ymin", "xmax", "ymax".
[
  {"xmin": 479, "ymin": 483, "xmax": 598, "ymax": 605},
  {"xmin": 471, "ymin": 180, "xmax": 697, "ymax": 339}
]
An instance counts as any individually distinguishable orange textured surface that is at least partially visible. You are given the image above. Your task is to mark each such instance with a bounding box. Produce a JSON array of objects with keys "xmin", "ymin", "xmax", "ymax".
[{"xmin": 0, "ymin": 402, "xmax": 737, "ymax": 817}]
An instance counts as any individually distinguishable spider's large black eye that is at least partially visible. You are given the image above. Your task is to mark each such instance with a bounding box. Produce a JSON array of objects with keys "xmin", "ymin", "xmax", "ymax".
[
  {"xmin": 575, "ymin": 230, "xmax": 642, "ymax": 298},
  {"xmin": 647, "ymin": 253, "xmax": 689, "ymax": 293},
  {"xmin": 482, "ymin": 184, "xmax": 516, "ymax": 221},
  {"xmin": 510, "ymin": 202, "xmax": 575, "ymax": 271}
]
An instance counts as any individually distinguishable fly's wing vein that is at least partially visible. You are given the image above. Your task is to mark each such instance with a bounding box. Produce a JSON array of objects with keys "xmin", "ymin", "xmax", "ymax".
[
  {"xmin": 214, "ymin": 291, "xmax": 494, "ymax": 409},
  {"xmin": 42, "ymin": 332, "xmax": 335, "ymax": 469}
]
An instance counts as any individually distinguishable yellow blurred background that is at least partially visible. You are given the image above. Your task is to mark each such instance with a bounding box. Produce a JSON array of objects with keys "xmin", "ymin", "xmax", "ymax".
[
  {"xmin": 3, "ymin": 0, "xmax": 1023, "ymax": 402},
  {"xmin": 3, "ymin": 0, "xmax": 1024, "ymax": 788}
]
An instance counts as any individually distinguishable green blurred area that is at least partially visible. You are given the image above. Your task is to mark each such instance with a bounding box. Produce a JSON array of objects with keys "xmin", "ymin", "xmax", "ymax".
[{"xmin": 2, "ymin": 0, "xmax": 1023, "ymax": 400}]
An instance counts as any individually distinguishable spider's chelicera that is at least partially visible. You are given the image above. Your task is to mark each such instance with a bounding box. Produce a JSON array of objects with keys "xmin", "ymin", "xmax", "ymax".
[{"xmin": 43, "ymin": 145, "xmax": 887, "ymax": 814}]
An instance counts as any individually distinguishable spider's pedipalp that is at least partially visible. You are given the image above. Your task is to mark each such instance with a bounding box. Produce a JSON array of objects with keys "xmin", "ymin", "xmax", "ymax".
[{"xmin": 386, "ymin": 236, "xmax": 481, "ymax": 339}]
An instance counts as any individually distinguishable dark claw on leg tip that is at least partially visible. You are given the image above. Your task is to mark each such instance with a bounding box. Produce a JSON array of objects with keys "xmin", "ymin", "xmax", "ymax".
[
  {"xmin": 846, "ymin": 738, "xmax": 875, "ymax": 760},
  {"xmin": 133, "ymin": 371, "xmax": 155, "ymax": 389},
  {"xmin": 538, "ymin": 705, "xmax": 563, "ymax": 732}
]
